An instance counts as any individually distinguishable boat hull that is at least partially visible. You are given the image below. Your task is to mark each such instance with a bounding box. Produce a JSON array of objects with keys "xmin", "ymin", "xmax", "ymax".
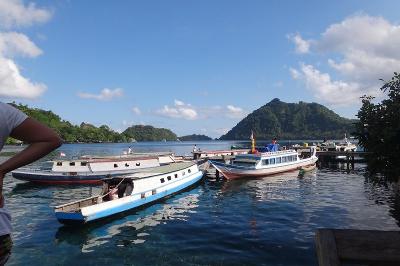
[
  {"xmin": 210, "ymin": 157, "xmax": 318, "ymax": 179},
  {"xmin": 55, "ymin": 169, "xmax": 203, "ymax": 224},
  {"xmin": 11, "ymin": 165, "xmax": 173, "ymax": 185}
]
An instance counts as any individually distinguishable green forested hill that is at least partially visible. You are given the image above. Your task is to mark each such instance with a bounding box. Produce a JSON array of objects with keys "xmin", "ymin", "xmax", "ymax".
[
  {"xmin": 123, "ymin": 125, "xmax": 177, "ymax": 141},
  {"xmin": 9, "ymin": 103, "xmax": 126, "ymax": 143},
  {"xmin": 178, "ymin": 134, "xmax": 212, "ymax": 141},
  {"xmin": 220, "ymin": 98, "xmax": 356, "ymax": 140},
  {"xmin": 7, "ymin": 103, "xmax": 178, "ymax": 143}
]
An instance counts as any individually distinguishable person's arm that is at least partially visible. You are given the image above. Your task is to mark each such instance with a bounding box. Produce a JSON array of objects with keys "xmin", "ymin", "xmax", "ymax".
[{"xmin": 0, "ymin": 118, "xmax": 62, "ymax": 206}]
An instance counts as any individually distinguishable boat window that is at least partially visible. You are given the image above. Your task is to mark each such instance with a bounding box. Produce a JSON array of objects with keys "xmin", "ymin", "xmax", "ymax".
[
  {"xmin": 262, "ymin": 159, "xmax": 269, "ymax": 165},
  {"xmin": 81, "ymin": 162, "xmax": 87, "ymax": 166},
  {"xmin": 160, "ymin": 178, "xmax": 165, "ymax": 183},
  {"xmin": 182, "ymin": 171, "xmax": 186, "ymax": 176},
  {"xmin": 136, "ymin": 162, "xmax": 140, "ymax": 166},
  {"xmin": 141, "ymin": 193, "xmax": 145, "ymax": 199},
  {"xmin": 269, "ymin": 158, "xmax": 275, "ymax": 164},
  {"xmin": 174, "ymin": 174, "xmax": 178, "ymax": 178},
  {"xmin": 276, "ymin": 157, "xmax": 281, "ymax": 164},
  {"xmin": 69, "ymin": 162, "xmax": 75, "ymax": 166},
  {"xmin": 233, "ymin": 161, "xmax": 256, "ymax": 167},
  {"xmin": 125, "ymin": 163, "xmax": 129, "ymax": 167},
  {"xmin": 114, "ymin": 163, "xmax": 118, "ymax": 168},
  {"xmin": 167, "ymin": 176, "xmax": 171, "ymax": 181},
  {"xmin": 188, "ymin": 169, "xmax": 191, "ymax": 173},
  {"xmin": 56, "ymin": 162, "xmax": 62, "ymax": 166},
  {"xmin": 282, "ymin": 157, "xmax": 286, "ymax": 163}
]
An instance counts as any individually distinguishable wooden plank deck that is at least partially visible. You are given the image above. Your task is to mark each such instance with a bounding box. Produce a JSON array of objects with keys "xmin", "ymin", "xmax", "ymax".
[{"xmin": 315, "ymin": 229, "xmax": 400, "ymax": 266}]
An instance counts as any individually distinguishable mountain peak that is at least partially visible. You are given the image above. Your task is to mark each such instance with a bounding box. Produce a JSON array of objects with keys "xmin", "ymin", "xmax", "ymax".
[
  {"xmin": 220, "ymin": 100, "xmax": 355, "ymax": 140},
  {"xmin": 269, "ymin": 98, "xmax": 281, "ymax": 104}
]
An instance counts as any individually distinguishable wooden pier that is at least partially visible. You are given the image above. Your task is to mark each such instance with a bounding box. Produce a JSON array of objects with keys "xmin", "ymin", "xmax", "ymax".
[
  {"xmin": 315, "ymin": 229, "xmax": 400, "ymax": 266},
  {"xmin": 299, "ymin": 150, "xmax": 370, "ymax": 170}
]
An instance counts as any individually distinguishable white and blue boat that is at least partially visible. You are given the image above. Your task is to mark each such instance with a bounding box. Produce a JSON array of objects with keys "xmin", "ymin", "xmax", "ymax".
[
  {"xmin": 209, "ymin": 146, "xmax": 318, "ymax": 179},
  {"xmin": 54, "ymin": 162, "xmax": 203, "ymax": 225}
]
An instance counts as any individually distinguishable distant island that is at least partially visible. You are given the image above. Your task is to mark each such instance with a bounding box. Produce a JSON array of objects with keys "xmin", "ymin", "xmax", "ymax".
[
  {"xmin": 178, "ymin": 134, "xmax": 212, "ymax": 141},
  {"xmin": 123, "ymin": 125, "xmax": 177, "ymax": 142},
  {"xmin": 220, "ymin": 98, "xmax": 356, "ymax": 140},
  {"xmin": 7, "ymin": 103, "xmax": 178, "ymax": 143}
]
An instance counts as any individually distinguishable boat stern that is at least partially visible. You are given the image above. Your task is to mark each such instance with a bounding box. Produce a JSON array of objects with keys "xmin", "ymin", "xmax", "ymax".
[{"xmin": 55, "ymin": 211, "xmax": 86, "ymax": 225}]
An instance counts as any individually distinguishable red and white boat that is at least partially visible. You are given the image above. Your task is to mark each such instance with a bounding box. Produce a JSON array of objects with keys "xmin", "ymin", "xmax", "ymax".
[{"xmin": 209, "ymin": 146, "xmax": 317, "ymax": 179}]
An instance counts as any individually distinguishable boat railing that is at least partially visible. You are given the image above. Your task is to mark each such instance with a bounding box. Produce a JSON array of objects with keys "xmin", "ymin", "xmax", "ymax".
[
  {"xmin": 258, "ymin": 149, "xmax": 297, "ymax": 156},
  {"xmin": 13, "ymin": 167, "xmax": 52, "ymax": 173},
  {"xmin": 55, "ymin": 195, "xmax": 99, "ymax": 212}
]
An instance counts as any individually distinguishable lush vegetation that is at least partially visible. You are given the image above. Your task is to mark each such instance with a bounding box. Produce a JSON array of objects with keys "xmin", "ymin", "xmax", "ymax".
[
  {"xmin": 220, "ymin": 98, "xmax": 355, "ymax": 140},
  {"xmin": 178, "ymin": 134, "xmax": 212, "ymax": 141},
  {"xmin": 6, "ymin": 103, "xmax": 179, "ymax": 143},
  {"xmin": 355, "ymin": 73, "xmax": 400, "ymax": 177},
  {"xmin": 123, "ymin": 125, "xmax": 177, "ymax": 141}
]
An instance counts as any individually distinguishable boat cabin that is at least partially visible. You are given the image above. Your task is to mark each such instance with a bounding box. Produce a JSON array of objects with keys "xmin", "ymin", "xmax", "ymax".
[{"xmin": 232, "ymin": 150, "xmax": 300, "ymax": 168}]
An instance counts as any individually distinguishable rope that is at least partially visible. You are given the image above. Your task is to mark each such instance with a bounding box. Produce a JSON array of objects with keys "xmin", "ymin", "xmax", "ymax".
[{"xmin": 99, "ymin": 176, "xmax": 128, "ymax": 198}]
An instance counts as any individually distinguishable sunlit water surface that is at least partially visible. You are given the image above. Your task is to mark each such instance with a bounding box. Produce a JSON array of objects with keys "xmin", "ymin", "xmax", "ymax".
[{"xmin": 1, "ymin": 141, "xmax": 399, "ymax": 265}]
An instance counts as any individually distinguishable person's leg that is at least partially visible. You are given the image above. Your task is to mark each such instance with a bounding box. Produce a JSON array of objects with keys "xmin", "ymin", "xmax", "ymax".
[
  {"xmin": 117, "ymin": 183, "xmax": 127, "ymax": 198},
  {"xmin": 125, "ymin": 181, "xmax": 133, "ymax": 196}
]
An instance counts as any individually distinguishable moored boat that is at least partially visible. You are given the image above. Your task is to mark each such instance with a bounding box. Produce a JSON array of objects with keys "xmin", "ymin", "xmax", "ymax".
[
  {"xmin": 335, "ymin": 134, "xmax": 357, "ymax": 152},
  {"xmin": 12, "ymin": 153, "xmax": 177, "ymax": 184},
  {"xmin": 209, "ymin": 146, "xmax": 318, "ymax": 179},
  {"xmin": 54, "ymin": 162, "xmax": 203, "ymax": 224}
]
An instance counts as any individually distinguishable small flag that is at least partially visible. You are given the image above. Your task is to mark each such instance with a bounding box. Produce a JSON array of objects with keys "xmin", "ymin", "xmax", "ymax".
[{"xmin": 60, "ymin": 152, "xmax": 66, "ymax": 157}]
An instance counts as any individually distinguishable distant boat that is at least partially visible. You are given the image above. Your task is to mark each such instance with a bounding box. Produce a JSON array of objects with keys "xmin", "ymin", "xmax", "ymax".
[
  {"xmin": 318, "ymin": 140, "xmax": 336, "ymax": 151},
  {"xmin": 54, "ymin": 162, "xmax": 203, "ymax": 224},
  {"xmin": 209, "ymin": 146, "xmax": 318, "ymax": 179},
  {"xmin": 335, "ymin": 134, "xmax": 357, "ymax": 152},
  {"xmin": 12, "ymin": 152, "xmax": 177, "ymax": 184}
]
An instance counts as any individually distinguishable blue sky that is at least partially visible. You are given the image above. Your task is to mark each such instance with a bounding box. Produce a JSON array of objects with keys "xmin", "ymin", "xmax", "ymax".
[{"xmin": 1, "ymin": 0, "xmax": 400, "ymax": 138}]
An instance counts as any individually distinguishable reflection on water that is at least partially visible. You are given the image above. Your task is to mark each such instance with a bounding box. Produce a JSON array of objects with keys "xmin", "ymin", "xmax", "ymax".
[{"xmin": 55, "ymin": 192, "xmax": 201, "ymax": 253}]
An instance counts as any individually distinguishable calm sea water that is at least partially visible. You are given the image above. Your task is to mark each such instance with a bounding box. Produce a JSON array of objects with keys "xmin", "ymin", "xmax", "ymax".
[{"xmin": 1, "ymin": 141, "xmax": 400, "ymax": 266}]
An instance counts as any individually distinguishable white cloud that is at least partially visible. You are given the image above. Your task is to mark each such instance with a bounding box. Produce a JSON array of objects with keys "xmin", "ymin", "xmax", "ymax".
[
  {"xmin": 78, "ymin": 88, "xmax": 124, "ymax": 101},
  {"xmin": 289, "ymin": 14, "xmax": 400, "ymax": 105},
  {"xmin": 295, "ymin": 63, "xmax": 363, "ymax": 105},
  {"xmin": 132, "ymin": 106, "xmax": 141, "ymax": 115},
  {"xmin": 155, "ymin": 101, "xmax": 246, "ymax": 121},
  {"xmin": 288, "ymin": 33, "xmax": 310, "ymax": 54},
  {"xmin": 214, "ymin": 128, "xmax": 230, "ymax": 135},
  {"xmin": 0, "ymin": 31, "xmax": 41, "ymax": 57},
  {"xmin": 289, "ymin": 68, "xmax": 300, "ymax": 79},
  {"xmin": 0, "ymin": 31, "xmax": 46, "ymax": 98},
  {"xmin": 0, "ymin": 0, "xmax": 52, "ymax": 29},
  {"xmin": 200, "ymin": 105, "xmax": 247, "ymax": 119},
  {"xmin": 0, "ymin": 1, "xmax": 52, "ymax": 99},
  {"xmin": 226, "ymin": 105, "xmax": 246, "ymax": 119},
  {"xmin": 0, "ymin": 56, "xmax": 46, "ymax": 98},
  {"xmin": 156, "ymin": 99, "xmax": 198, "ymax": 120}
]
